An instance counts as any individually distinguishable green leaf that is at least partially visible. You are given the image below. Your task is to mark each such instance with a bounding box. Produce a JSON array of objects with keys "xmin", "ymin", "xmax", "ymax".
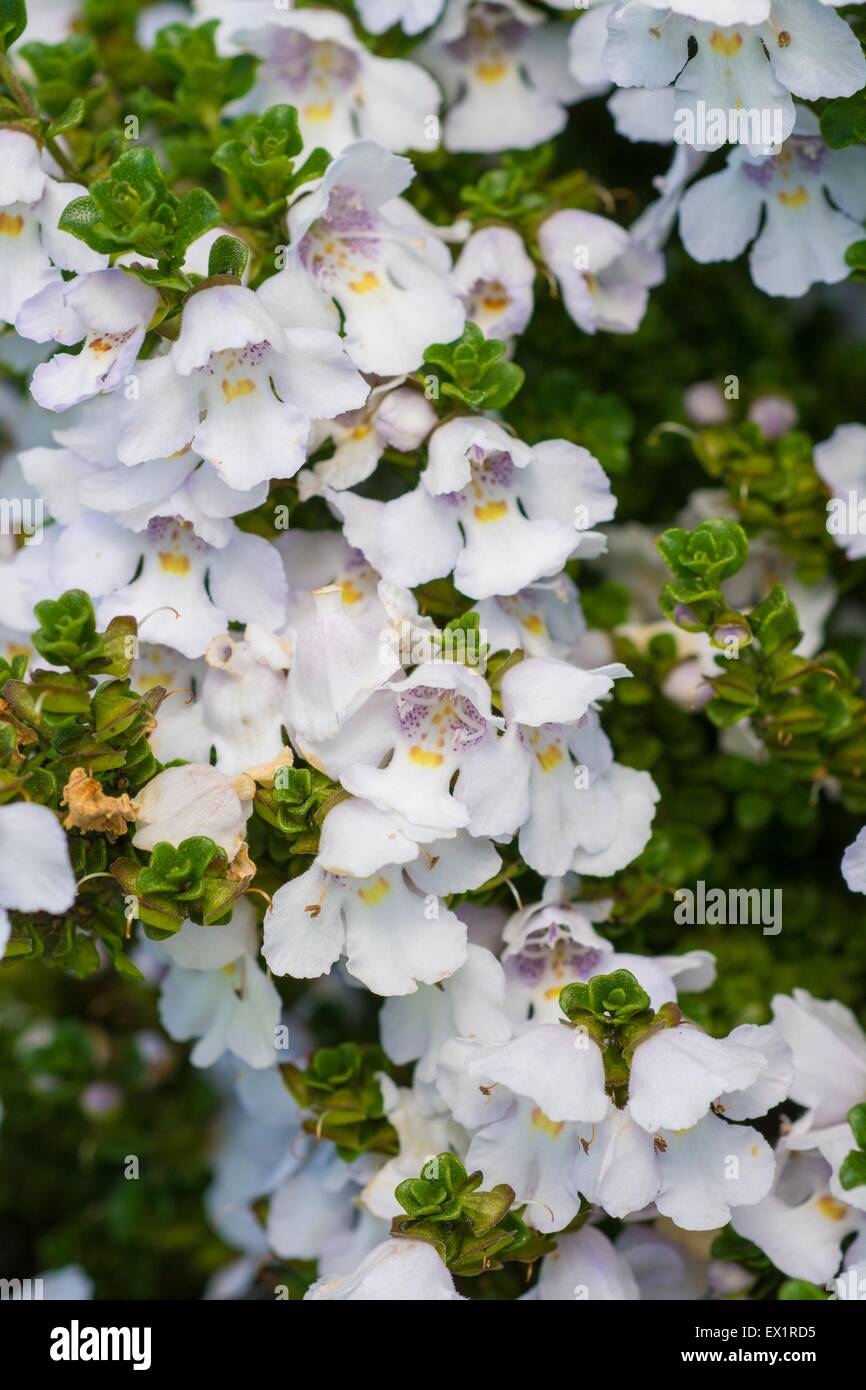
[
  {"xmin": 45, "ymin": 95, "xmax": 85, "ymax": 138},
  {"xmin": 423, "ymin": 323, "xmax": 524, "ymax": 410},
  {"xmin": 848, "ymin": 1102, "xmax": 866, "ymax": 1151},
  {"xmin": 173, "ymin": 185, "xmax": 220, "ymax": 255},
  {"xmin": 151, "ymin": 19, "xmax": 258, "ymax": 112},
  {"xmin": 821, "ymin": 93, "xmax": 866, "ymax": 150},
  {"xmin": 559, "ymin": 969, "xmax": 651, "ymax": 1025},
  {"xmin": 840, "ymin": 1149, "xmax": 866, "ymax": 1190},
  {"xmin": 778, "ymin": 1280, "xmax": 827, "ymax": 1301},
  {"xmin": 214, "ymin": 105, "xmax": 328, "ymax": 208},
  {"xmin": 207, "ymin": 233, "xmax": 249, "ymax": 279},
  {"xmin": 33, "ymin": 589, "xmax": 101, "ymax": 669},
  {"xmin": 0, "ymin": 0, "xmax": 27, "ymax": 50},
  {"xmin": 749, "ymin": 585, "xmax": 801, "ymax": 656},
  {"xmin": 59, "ymin": 145, "xmax": 217, "ymax": 265},
  {"xmin": 845, "ymin": 239, "xmax": 866, "ymax": 272},
  {"xmin": 658, "ymin": 519, "xmax": 749, "ymax": 588}
]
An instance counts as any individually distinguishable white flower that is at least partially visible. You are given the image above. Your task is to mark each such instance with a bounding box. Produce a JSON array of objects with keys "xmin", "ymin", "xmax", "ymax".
[
  {"xmin": 20, "ymin": 396, "xmax": 267, "ymax": 548},
  {"xmin": 843, "ymin": 825, "xmax": 866, "ymax": 889},
  {"xmin": 50, "ymin": 512, "xmax": 288, "ymax": 658},
  {"xmin": 467, "ymin": 1093, "xmax": 589, "ymax": 1231},
  {"xmin": 356, "ymin": 0, "xmax": 448, "ymax": 35},
  {"xmin": 159, "ymin": 902, "xmax": 281, "ymax": 1069},
  {"xmin": 608, "ymin": 1022, "xmax": 787, "ymax": 1227},
  {"xmin": 538, "ymin": 208, "xmax": 664, "ymax": 334},
  {"xmin": 815, "ymin": 424, "xmax": 866, "ymax": 561},
  {"xmin": 466, "ymin": 1023, "xmax": 611, "ymax": 1124},
  {"xmin": 249, "ymin": 530, "xmax": 436, "ymax": 690},
  {"xmin": 131, "ymin": 644, "xmax": 211, "ymax": 765},
  {"xmin": 117, "ymin": 280, "xmax": 367, "ymax": 490},
  {"xmin": 380, "ymin": 942, "xmax": 512, "ymax": 1085},
  {"xmin": 524, "ymin": 1225, "xmax": 640, "ymax": 1300},
  {"xmin": 771, "ymin": 989, "xmax": 866, "ymax": 1211},
  {"xmin": 262, "ymin": 802, "xmax": 496, "ymax": 994},
  {"xmin": 648, "ymin": 1111, "xmax": 776, "ymax": 1228},
  {"xmin": 772, "ymin": 989, "xmax": 866, "ymax": 1128},
  {"xmin": 200, "ymin": 635, "xmax": 289, "ymax": 778},
  {"xmin": 472, "ymin": 574, "xmax": 587, "ymax": 661},
  {"xmin": 284, "ymin": 584, "xmax": 401, "ymax": 744},
  {"xmin": 501, "ymin": 885, "xmax": 715, "ymax": 1023},
  {"xmin": 420, "ymin": 0, "xmax": 584, "ymax": 153},
  {"xmin": 234, "ymin": 9, "xmax": 442, "ymax": 157},
  {"xmin": 337, "ymin": 663, "xmax": 512, "ymax": 840},
  {"xmin": 20, "ymin": 269, "xmax": 157, "ymax": 412},
  {"xmin": 451, "ymin": 226, "xmax": 536, "ymax": 339},
  {"xmin": 299, "ymin": 383, "xmax": 437, "ymax": 499},
  {"xmin": 629, "ymin": 143, "xmax": 707, "ymax": 251},
  {"xmin": 204, "ymin": 1066, "xmax": 306, "ymax": 1259},
  {"xmin": 449, "ymin": 984, "xmax": 782, "ymax": 1228},
  {"xmin": 568, "ymin": 0, "xmax": 618, "ymax": 94},
  {"xmin": 0, "ymin": 803, "xmax": 77, "ymax": 959},
  {"xmin": 679, "ymin": 110, "xmax": 866, "ymax": 296},
  {"xmin": 283, "ymin": 141, "xmax": 465, "ymax": 375},
  {"xmin": 604, "ymin": 0, "xmax": 866, "ymax": 149},
  {"xmin": 486, "ymin": 671, "xmax": 658, "ymax": 878},
  {"xmin": 627, "ymin": 1021, "xmax": 781, "ymax": 1132},
  {"xmin": 132, "ymin": 763, "xmax": 254, "ymax": 860},
  {"xmin": 0, "ymin": 130, "xmax": 105, "ymax": 327},
  {"xmin": 732, "ymin": 1147, "xmax": 865, "ymax": 1282},
  {"xmin": 333, "ymin": 418, "xmax": 614, "ymax": 599},
  {"xmin": 267, "ymin": 1142, "xmax": 384, "ymax": 1263},
  {"xmin": 304, "ymin": 1237, "xmax": 464, "ymax": 1300}
]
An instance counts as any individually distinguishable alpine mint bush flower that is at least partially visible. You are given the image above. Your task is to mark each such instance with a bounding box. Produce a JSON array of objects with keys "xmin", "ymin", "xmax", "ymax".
[{"xmin": 2, "ymin": 0, "xmax": 866, "ymax": 1314}]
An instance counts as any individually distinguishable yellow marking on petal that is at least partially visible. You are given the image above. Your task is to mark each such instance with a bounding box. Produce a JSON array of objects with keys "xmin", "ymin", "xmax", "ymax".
[
  {"xmin": 409, "ymin": 746, "xmax": 444, "ymax": 768},
  {"xmin": 304, "ymin": 101, "xmax": 334, "ymax": 122},
  {"xmin": 544, "ymin": 985, "xmax": 564, "ymax": 1000},
  {"xmin": 710, "ymin": 30, "xmax": 743, "ymax": 56},
  {"xmin": 817, "ymin": 1195, "xmax": 848, "ymax": 1222},
  {"xmin": 475, "ymin": 60, "xmax": 507, "ymax": 83},
  {"xmin": 351, "ymin": 423, "xmax": 373, "ymax": 440},
  {"xmin": 531, "ymin": 1106, "xmax": 564, "ymax": 1138},
  {"xmin": 474, "ymin": 499, "xmax": 508, "ymax": 523},
  {"xmin": 482, "ymin": 293, "xmax": 509, "ymax": 311},
  {"xmin": 777, "ymin": 184, "xmax": 809, "ymax": 208},
  {"xmin": 159, "ymin": 552, "xmax": 190, "ymax": 575},
  {"xmin": 536, "ymin": 744, "xmax": 564, "ymax": 773},
  {"xmin": 751, "ymin": 1145, "xmax": 759, "ymax": 1156},
  {"xmin": 348, "ymin": 269, "xmax": 380, "ymax": 294},
  {"xmin": 340, "ymin": 580, "xmax": 364, "ymax": 606},
  {"xmin": 359, "ymin": 876, "xmax": 391, "ymax": 905},
  {"xmin": 0, "ymin": 211, "xmax": 24, "ymax": 236},
  {"xmin": 523, "ymin": 614, "xmax": 544, "ymax": 635},
  {"xmin": 89, "ymin": 338, "xmax": 114, "ymax": 353},
  {"xmin": 222, "ymin": 377, "xmax": 256, "ymax": 403}
]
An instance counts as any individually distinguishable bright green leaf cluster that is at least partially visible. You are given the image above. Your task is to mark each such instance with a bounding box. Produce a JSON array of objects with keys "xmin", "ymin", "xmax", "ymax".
[
  {"xmin": 840, "ymin": 1102, "xmax": 866, "ymax": 1191},
  {"xmin": 213, "ymin": 104, "xmax": 330, "ymax": 220},
  {"xmin": 281, "ymin": 1043, "xmax": 398, "ymax": 1161},
  {"xmin": 59, "ymin": 145, "xmax": 219, "ymax": 269},
  {"xmin": 392, "ymin": 1153, "xmax": 553, "ymax": 1277},
  {"xmin": 110, "ymin": 836, "xmax": 249, "ymax": 937},
  {"xmin": 423, "ymin": 322, "xmax": 525, "ymax": 411}
]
